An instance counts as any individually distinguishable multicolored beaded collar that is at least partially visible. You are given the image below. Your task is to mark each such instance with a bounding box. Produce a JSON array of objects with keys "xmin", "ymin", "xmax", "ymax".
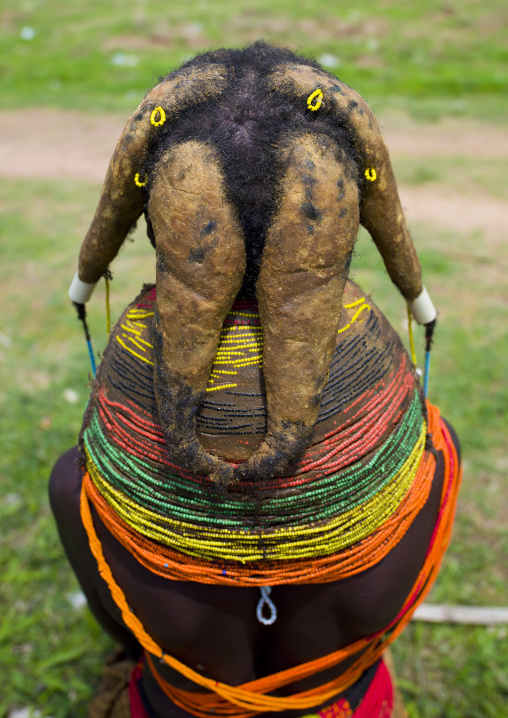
[{"xmin": 80, "ymin": 282, "xmax": 432, "ymax": 586}]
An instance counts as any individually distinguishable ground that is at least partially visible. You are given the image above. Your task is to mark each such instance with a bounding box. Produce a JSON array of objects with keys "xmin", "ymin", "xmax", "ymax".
[{"xmin": 1, "ymin": 109, "xmax": 506, "ymax": 241}]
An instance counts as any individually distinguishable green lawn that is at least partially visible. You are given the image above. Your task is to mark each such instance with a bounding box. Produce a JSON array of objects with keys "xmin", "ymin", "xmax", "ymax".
[
  {"xmin": 1, "ymin": 0, "xmax": 507, "ymax": 119},
  {"xmin": 1, "ymin": 1, "xmax": 507, "ymax": 716}
]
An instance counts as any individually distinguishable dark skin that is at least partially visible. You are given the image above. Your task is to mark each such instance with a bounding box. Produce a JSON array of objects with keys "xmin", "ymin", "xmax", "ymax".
[{"xmin": 49, "ymin": 423, "xmax": 459, "ymax": 718}]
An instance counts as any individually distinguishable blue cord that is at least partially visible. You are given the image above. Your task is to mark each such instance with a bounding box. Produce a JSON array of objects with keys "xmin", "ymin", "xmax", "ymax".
[
  {"xmin": 75, "ymin": 302, "xmax": 96, "ymax": 377},
  {"xmin": 423, "ymin": 319, "xmax": 436, "ymax": 399},
  {"xmin": 423, "ymin": 349, "xmax": 431, "ymax": 398},
  {"xmin": 86, "ymin": 338, "xmax": 97, "ymax": 377}
]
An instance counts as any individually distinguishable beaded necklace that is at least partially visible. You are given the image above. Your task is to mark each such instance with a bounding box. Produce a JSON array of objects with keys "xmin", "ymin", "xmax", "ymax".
[
  {"xmin": 84, "ymin": 420, "xmax": 425, "ymax": 562},
  {"xmin": 80, "ymin": 408, "xmax": 461, "ymax": 716},
  {"xmin": 81, "ymin": 285, "xmax": 429, "ymax": 570},
  {"xmin": 80, "ymin": 283, "xmax": 434, "ymax": 586},
  {"xmin": 83, "ymin": 391, "xmax": 423, "ymax": 525}
]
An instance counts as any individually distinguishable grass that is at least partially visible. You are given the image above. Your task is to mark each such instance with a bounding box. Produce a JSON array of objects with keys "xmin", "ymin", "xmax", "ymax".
[
  {"xmin": 1, "ymin": 0, "xmax": 508, "ymax": 120},
  {"xmin": 0, "ymin": 178, "xmax": 154, "ymax": 717},
  {"xmin": 1, "ymin": 1, "xmax": 508, "ymax": 715},
  {"xmin": 390, "ymin": 156, "xmax": 508, "ymax": 199}
]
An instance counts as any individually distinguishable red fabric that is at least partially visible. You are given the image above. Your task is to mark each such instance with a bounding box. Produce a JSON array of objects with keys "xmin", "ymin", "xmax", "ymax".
[
  {"xmin": 129, "ymin": 662, "xmax": 150, "ymax": 718},
  {"xmin": 353, "ymin": 659, "xmax": 393, "ymax": 718},
  {"xmin": 315, "ymin": 659, "xmax": 393, "ymax": 718}
]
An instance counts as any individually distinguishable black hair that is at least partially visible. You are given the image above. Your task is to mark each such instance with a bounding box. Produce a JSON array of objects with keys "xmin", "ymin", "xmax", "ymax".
[{"xmin": 142, "ymin": 42, "xmax": 363, "ymax": 298}]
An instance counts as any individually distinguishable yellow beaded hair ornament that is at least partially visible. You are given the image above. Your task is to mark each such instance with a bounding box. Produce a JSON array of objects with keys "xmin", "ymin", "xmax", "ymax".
[
  {"xmin": 150, "ymin": 105, "xmax": 166, "ymax": 127},
  {"xmin": 406, "ymin": 306, "xmax": 418, "ymax": 367},
  {"xmin": 307, "ymin": 88, "xmax": 323, "ymax": 112},
  {"xmin": 365, "ymin": 167, "xmax": 377, "ymax": 182},
  {"xmin": 134, "ymin": 172, "xmax": 147, "ymax": 188}
]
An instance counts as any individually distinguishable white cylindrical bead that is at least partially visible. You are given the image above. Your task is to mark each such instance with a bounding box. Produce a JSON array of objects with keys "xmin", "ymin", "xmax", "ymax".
[
  {"xmin": 68, "ymin": 272, "xmax": 97, "ymax": 304},
  {"xmin": 408, "ymin": 286, "xmax": 437, "ymax": 325}
]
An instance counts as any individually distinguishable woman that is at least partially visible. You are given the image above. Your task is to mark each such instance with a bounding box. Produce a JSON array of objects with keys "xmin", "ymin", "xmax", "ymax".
[{"xmin": 50, "ymin": 44, "xmax": 461, "ymax": 717}]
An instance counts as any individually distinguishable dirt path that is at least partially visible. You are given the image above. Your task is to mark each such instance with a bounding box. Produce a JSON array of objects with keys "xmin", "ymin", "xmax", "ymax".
[{"xmin": 1, "ymin": 109, "xmax": 506, "ymax": 239}]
